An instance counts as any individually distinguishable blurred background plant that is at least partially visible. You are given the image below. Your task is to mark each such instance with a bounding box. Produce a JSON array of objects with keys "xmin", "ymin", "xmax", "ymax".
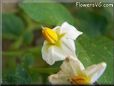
[{"xmin": 2, "ymin": 0, "xmax": 114, "ymax": 84}]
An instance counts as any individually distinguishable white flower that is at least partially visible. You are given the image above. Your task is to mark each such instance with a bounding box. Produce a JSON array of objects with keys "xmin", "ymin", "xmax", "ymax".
[
  {"xmin": 42, "ymin": 22, "xmax": 82, "ymax": 65},
  {"xmin": 48, "ymin": 56, "xmax": 107, "ymax": 85}
]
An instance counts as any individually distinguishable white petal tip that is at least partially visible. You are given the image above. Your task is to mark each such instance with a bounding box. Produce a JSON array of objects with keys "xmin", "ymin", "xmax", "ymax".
[
  {"xmin": 79, "ymin": 32, "xmax": 83, "ymax": 35},
  {"xmin": 100, "ymin": 62, "xmax": 107, "ymax": 68},
  {"xmin": 63, "ymin": 21, "xmax": 69, "ymax": 24},
  {"xmin": 77, "ymin": 31, "xmax": 83, "ymax": 37},
  {"xmin": 47, "ymin": 61, "xmax": 55, "ymax": 65},
  {"xmin": 48, "ymin": 63, "xmax": 54, "ymax": 65}
]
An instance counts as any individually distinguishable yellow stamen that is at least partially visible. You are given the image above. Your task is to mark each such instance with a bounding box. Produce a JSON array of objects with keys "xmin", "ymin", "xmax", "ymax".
[
  {"xmin": 70, "ymin": 74, "xmax": 91, "ymax": 85},
  {"xmin": 42, "ymin": 27, "xmax": 58, "ymax": 44}
]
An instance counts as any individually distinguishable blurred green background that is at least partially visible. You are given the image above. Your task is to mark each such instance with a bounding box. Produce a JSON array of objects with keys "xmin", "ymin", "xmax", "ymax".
[{"xmin": 2, "ymin": 0, "xmax": 114, "ymax": 84}]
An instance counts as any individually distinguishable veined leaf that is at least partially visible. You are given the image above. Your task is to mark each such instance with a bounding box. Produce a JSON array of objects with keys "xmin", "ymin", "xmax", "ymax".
[
  {"xmin": 76, "ymin": 34, "xmax": 114, "ymax": 84},
  {"xmin": 19, "ymin": 0, "xmax": 74, "ymax": 25},
  {"xmin": 2, "ymin": 13, "xmax": 25, "ymax": 40}
]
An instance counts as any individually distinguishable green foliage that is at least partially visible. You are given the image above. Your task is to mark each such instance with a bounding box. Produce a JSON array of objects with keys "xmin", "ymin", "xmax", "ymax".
[
  {"xmin": 23, "ymin": 31, "xmax": 33, "ymax": 45},
  {"xmin": 3, "ymin": 53, "xmax": 34, "ymax": 84},
  {"xmin": 74, "ymin": 8, "xmax": 114, "ymax": 84},
  {"xmin": 19, "ymin": 0, "xmax": 74, "ymax": 25},
  {"xmin": 2, "ymin": 13, "xmax": 25, "ymax": 40},
  {"xmin": 74, "ymin": 8, "xmax": 113, "ymax": 39},
  {"xmin": 76, "ymin": 12, "xmax": 107, "ymax": 36},
  {"xmin": 76, "ymin": 35, "xmax": 113, "ymax": 84},
  {"xmin": 22, "ymin": 53, "xmax": 35, "ymax": 67},
  {"xmin": 3, "ymin": 65, "xmax": 32, "ymax": 84}
]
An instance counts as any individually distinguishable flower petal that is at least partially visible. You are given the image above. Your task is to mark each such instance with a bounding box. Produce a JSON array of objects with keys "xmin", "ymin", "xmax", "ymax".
[
  {"xmin": 61, "ymin": 37, "xmax": 76, "ymax": 56},
  {"xmin": 85, "ymin": 62, "xmax": 107, "ymax": 83},
  {"xmin": 60, "ymin": 22, "xmax": 83, "ymax": 40},
  {"xmin": 42, "ymin": 41, "xmax": 65, "ymax": 65},
  {"xmin": 42, "ymin": 37, "xmax": 77, "ymax": 65},
  {"xmin": 60, "ymin": 56, "xmax": 85, "ymax": 76},
  {"xmin": 48, "ymin": 71, "xmax": 70, "ymax": 84},
  {"xmin": 53, "ymin": 26, "xmax": 61, "ymax": 34},
  {"xmin": 42, "ymin": 41, "xmax": 53, "ymax": 65}
]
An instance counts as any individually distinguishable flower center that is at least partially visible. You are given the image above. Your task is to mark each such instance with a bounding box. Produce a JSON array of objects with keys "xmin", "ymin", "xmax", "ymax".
[
  {"xmin": 42, "ymin": 27, "xmax": 58, "ymax": 44},
  {"xmin": 70, "ymin": 74, "xmax": 91, "ymax": 85}
]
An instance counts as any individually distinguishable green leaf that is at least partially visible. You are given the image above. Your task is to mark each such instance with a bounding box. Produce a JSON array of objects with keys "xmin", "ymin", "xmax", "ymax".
[
  {"xmin": 74, "ymin": 8, "xmax": 108, "ymax": 37},
  {"xmin": 73, "ymin": 7, "xmax": 113, "ymax": 40},
  {"xmin": 19, "ymin": 0, "xmax": 74, "ymax": 25},
  {"xmin": 76, "ymin": 34, "xmax": 113, "ymax": 84},
  {"xmin": 22, "ymin": 53, "xmax": 35, "ymax": 67},
  {"xmin": 15, "ymin": 65, "xmax": 32, "ymax": 84},
  {"xmin": 23, "ymin": 31, "xmax": 33, "ymax": 45},
  {"xmin": 3, "ymin": 65, "xmax": 32, "ymax": 84},
  {"xmin": 2, "ymin": 13, "xmax": 25, "ymax": 40},
  {"xmin": 74, "ymin": 8, "xmax": 113, "ymax": 84}
]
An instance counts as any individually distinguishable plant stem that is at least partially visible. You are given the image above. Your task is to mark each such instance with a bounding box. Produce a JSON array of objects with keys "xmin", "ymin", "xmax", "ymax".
[
  {"xmin": 2, "ymin": 46, "xmax": 41, "ymax": 57},
  {"xmin": 29, "ymin": 68, "xmax": 59, "ymax": 74}
]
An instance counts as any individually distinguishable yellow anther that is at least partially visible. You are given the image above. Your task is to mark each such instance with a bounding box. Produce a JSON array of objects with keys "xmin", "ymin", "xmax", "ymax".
[
  {"xmin": 42, "ymin": 27, "xmax": 58, "ymax": 44},
  {"xmin": 70, "ymin": 74, "xmax": 91, "ymax": 85}
]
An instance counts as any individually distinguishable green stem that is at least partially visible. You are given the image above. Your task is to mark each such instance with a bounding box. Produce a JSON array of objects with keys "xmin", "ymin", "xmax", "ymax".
[
  {"xmin": 2, "ymin": 51, "xmax": 23, "ymax": 57},
  {"xmin": 29, "ymin": 68, "xmax": 59, "ymax": 74},
  {"xmin": 11, "ymin": 10, "xmax": 40, "ymax": 49},
  {"xmin": 2, "ymin": 46, "xmax": 41, "ymax": 57}
]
